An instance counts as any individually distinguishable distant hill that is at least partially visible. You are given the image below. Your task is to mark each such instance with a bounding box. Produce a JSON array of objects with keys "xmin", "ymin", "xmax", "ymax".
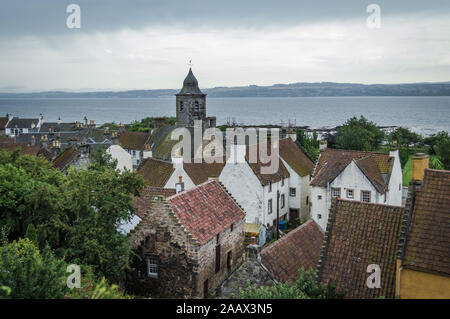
[{"xmin": 1, "ymin": 82, "xmax": 450, "ymax": 98}]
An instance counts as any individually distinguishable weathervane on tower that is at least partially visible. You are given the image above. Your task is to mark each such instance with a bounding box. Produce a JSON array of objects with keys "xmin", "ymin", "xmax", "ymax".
[{"xmin": 188, "ymin": 59, "xmax": 193, "ymax": 68}]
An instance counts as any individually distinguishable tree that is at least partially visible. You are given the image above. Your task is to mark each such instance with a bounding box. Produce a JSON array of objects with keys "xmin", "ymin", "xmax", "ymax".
[
  {"xmin": 390, "ymin": 127, "xmax": 422, "ymax": 147},
  {"xmin": 0, "ymin": 150, "xmax": 143, "ymax": 284},
  {"xmin": 335, "ymin": 116, "xmax": 384, "ymax": 151},
  {"xmin": 238, "ymin": 268, "xmax": 345, "ymax": 299},
  {"xmin": 128, "ymin": 117, "xmax": 176, "ymax": 133},
  {"xmin": 433, "ymin": 131, "xmax": 450, "ymax": 170},
  {"xmin": 0, "ymin": 238, "xmax": 66, "ymax": 299},
  {"xmin": 296, "ymin": 129, "xmax": 320, "ymax": 161}
]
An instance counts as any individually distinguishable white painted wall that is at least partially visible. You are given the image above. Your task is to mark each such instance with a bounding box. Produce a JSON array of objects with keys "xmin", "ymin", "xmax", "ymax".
[
  {"xmin": 311, "ymin": 160, "xmax": 385, "ymax": 230},
  {"xmin": 387, "ymin": 149, "xmax": 403, "ymax": 206},
  {"xmin": 107, "ymin": 145, "xmax": 133, "ymax": 172},
  {"xmin": 219, "ymin": 160, "xmax": 263, "ymax": 224},
  {"xmin": 164, "ymin": 156, "xmax": 196, "ymax": 190}
]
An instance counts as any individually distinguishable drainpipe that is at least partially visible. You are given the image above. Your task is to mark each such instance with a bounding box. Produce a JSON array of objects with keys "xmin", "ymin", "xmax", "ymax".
[
  {"xmin": 397, "ymin": 266, "xmax": 403, "ymax": 299},
  {"xmin": 276, "ymin": 190, "xmax": 280, "ymax": 240}
]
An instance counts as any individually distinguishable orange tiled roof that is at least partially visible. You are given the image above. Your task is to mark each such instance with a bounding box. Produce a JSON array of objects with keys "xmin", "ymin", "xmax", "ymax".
[
  {"xmin": 279, "ymin": 138, "xmax": 314, "ymax": 177},
  {"xmin": 261, "ymin": 220, "xmax": 324, "ymax": 283},
  {"xmin": 311, "ymin": 148, "xmax": 393, "ymax": 194},
  {"xmin": 317, "ymin": 198, "xmax": 404, "ymax": 299},
  {"xmin": 52, "ymin": 146, "xmax": 79, "ymax": 171},
  {"xmin": 183, "ymin": 159, "xmax": 226, "ymax": 185},
  {"xmin": 167, "ymin": 180, "xmax": 245, "ymax": 245},
  {"xmin": 402, "ymin": 169, "xmax": 450, "ymax": 276},
  {"xmin": 245, "ymin": 143, "xmax": 290, "ymax": 186},
  {"xmin": 0, "ymin": 139, "xmax": 41, "ymax": 156}
]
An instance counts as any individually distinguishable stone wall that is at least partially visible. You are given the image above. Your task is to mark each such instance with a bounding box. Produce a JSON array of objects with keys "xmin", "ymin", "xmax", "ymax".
[
  {"xmin": 196, "ymin": 218, "xmax": 246, "ymax": 298},
  {"xmin": 126, "ymin": 198, "xmax": 201, "ymax": 298}
]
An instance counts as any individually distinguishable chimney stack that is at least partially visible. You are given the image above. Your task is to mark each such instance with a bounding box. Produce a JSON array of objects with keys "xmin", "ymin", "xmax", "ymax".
[
  {"xmin": 412, "ymin": 153, "xmax": 429, "ymax": 182},
  {"xmin": 175, "ymin": 176, "xmax": 185, "ymax": 194}
]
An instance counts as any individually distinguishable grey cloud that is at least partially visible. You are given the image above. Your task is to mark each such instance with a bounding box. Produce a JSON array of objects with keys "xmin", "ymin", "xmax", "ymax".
[{"xmin": 0, "ymin": 0, "xmax": 449, "ymax": 37}]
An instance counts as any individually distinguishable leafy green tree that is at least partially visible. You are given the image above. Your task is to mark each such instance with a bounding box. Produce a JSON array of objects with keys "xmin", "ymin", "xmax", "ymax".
[
  {"xmin": 0, "ymin": 238, "xmax": 66, "ymax": 299},
  {"xmin": 296, "ymin": 129, "xmax": 319, "ymax": 161},
  {"xmin": 128, "ymin": 117, "xmax": 176, "ymax": 133},
  {"xmin": 433, "ymin": 131, "xmax": 450, "ymax": 170},
  {"xmin": 335, "ymin": 116, "xmax": 385, "ymax": 151},
  {"xmin": 25, "ymin": 223, "xmax": 38, "ymax": 246},
  {"xmin": 238, "ymin": 268, "xmax": 345, "ymax": 299},
  {"xmin": 0, "ymin": 150, "xmax": 143, "ymax": 284},
  {"xmin": 390, "ymin": 127, "xmax": 422, "ymax": 147}
]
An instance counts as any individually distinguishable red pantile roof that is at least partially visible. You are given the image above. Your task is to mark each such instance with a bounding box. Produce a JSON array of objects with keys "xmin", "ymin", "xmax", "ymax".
[
  {"xmin": 0, "ymin": 139, "xmax": 41, "ymax": 156},
  {"xmin": 318, "ymin": 198, "xmax": 404, "ymax": 299},
  {"xmin": 311, "ymin": 148, "xmax": 393, "ymax": 194},
  {"xmin": 246, "ymin": 143, "xmax": 290, "ymax": 186},
  {"xmin": 401, "ymin": 169, "xmax": 450, "ymax": 276},
  {"xmin": 118, "ymin": 130, "xmax": 151, "ymax": 150},
  {"xmin": 260, "ymin": 220, "xmax": 324, "ymax": 283},
  {"xmin": 279, "ymin": 138, "xmax": 314, "ymax": 177},
  {"xmin": 183, "ymin": 159, "xmax": 226, "ymax": 185},
  {"xmin": 137, "ymin": 157, "xmax": 174, "ymax": 187},
  {"xmin": 167, "ymin": 180, "xmax": 246, "ymax": 245}
]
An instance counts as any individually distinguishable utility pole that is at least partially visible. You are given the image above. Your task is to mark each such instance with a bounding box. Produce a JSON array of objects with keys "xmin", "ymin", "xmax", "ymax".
[{"xmin": 276, "ymin": 190, "xmax": 280, "ymax": 240}]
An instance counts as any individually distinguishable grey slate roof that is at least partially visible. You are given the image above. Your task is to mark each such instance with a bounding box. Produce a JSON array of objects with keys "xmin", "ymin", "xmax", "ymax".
[
  {"xmin": 6, "ymin": 117, "xmax": 39, "ymax": 128},
  {"xmin": 177, "ymin": 68, "xmax": 205, "ymax": 95}
]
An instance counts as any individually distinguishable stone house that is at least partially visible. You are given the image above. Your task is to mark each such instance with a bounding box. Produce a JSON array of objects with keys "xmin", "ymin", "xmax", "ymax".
[
  {"xmin": 127, "ymin": 180, "xmax": 246, "ymax": 298},
  {"xmin": 118, "ymin": 130, "xmax": 152, "ymax": 167},
  {"xmin": 310, "ymin": 148, "xmax": 403, "ymax": 230}
]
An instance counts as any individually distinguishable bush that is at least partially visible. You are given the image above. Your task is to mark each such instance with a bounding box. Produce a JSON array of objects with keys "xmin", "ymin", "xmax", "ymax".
[{"xmin": 0, "ymin": 238, "xmax": 66, "ymax": 298}]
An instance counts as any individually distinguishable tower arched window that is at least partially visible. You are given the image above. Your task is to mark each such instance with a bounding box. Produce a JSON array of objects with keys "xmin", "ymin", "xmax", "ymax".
[
  {"xmin": 180, "ymin": 101, "xmax": 184, "ymax": 111},
  {"xmin": 194, "ymin": 101, "xmax": 199, "ymax": 116}
]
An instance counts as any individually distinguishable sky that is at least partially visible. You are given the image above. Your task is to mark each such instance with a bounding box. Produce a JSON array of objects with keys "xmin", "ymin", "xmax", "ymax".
[{"xmin": 0, "ymin": 0, "xmax": 449, "ymax": 92}]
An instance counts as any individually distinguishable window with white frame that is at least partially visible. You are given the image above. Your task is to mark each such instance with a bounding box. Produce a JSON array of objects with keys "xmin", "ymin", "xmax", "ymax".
[
  {"xmin": 146, "ymin": 255, "xmax": 158, "ymax": 279},
  {"xmin": 268, "ymin": 199, "xmax": 273, "ymax": 214},
  {"xmin": 281, "ymin": 194, "xmax": 285, "ymax": 208},
  {"xmin": 346, "ymin": 189, "xmax": 354, "ymax": 199},
  {"xmin": 361, "ymin": 191, "xmax": 371, "ymax": 203},
  {"xmin": 289, "ymin": 188, "xmax": 296, "ymax": 197},
  {"xmin": 268, "ymin": 182, "xmax": 272, "ymax": 192},
  {"xmin": 331, "ymin": 187, "xmax": 341, "ymax": 198}
]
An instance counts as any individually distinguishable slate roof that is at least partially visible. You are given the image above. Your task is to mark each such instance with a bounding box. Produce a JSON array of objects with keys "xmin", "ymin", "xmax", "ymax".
[
  {"xmin": 167, "ymin": 180, "xmax": 245, "ymax": 245},
  {"xmin": 183, "ymin": 159, "xmax": 226, "ymax": 185},
  {"xmin": 52, "ymin": 146, "xmax": 80, "ymax": 171},
  {"xmin": 118, "ymin": 130, "xmax": 151, "ymax": 151},
  {"xmin": 279, "ymin": 138, "xmax": 314, "ymax": 177},
  {"xmin": 317, "ymin": 198, "xmax": 404, "ymax": 299},
  {"xmin": 133, "ymin": 186, "xmax": 176, "ymax": 218},
  {"xmin": 246, "ymin": 143, "xmax": 290, "ymax": 186},
  {"xmin": 137, "ymin": 157, "xmax": 175, "ymax": 187},
  {"xmin": 177, "ymin": 68, "xmax": 205, "ymax": 95},
  {"xmin": 401, "ymin": 169, "xmax": 450, "ymax": 276},
  {"xmin": 0, "ymin": 117, "xmax": 8, "ymax": 130},
  {"xmin": 39, "ymin": 122, "xmax": 77, "ymax": 132},
  {"xmin": 311, "ymin": 148, "xmax": 393, "ymax": 194},
  {"xmin": 260, "ymin": 220, "xmax": 324, "ymax": 283},
  {"xmin": 6, "ymin": 117, "xmax": 39, "ymax": 128}
]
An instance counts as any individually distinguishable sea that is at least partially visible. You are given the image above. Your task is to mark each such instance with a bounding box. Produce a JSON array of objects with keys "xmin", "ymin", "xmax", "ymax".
[{"xmin": 0, "ymin": 96, "xmax": 449, "ymax": 136}]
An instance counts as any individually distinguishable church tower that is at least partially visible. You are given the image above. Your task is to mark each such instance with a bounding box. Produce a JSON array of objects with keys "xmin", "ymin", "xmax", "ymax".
[{"xmin": 176, "ymin": 68, "xmax": 214, "ymax": 128}]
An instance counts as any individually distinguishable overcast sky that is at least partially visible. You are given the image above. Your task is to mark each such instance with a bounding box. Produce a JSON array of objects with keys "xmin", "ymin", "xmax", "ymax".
[{"xmin": 0, "ymin": 0, "xmax": 449, "ymax": 92}]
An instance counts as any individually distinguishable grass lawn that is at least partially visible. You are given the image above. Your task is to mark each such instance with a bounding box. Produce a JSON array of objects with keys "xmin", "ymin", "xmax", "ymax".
[
  {"xmin": 403, "ymin": 156, "xmax": 412, "ymax": 185},
  {"xmin": 402, "ymin": 154, "xmax": 437, "ymax": 185}
]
